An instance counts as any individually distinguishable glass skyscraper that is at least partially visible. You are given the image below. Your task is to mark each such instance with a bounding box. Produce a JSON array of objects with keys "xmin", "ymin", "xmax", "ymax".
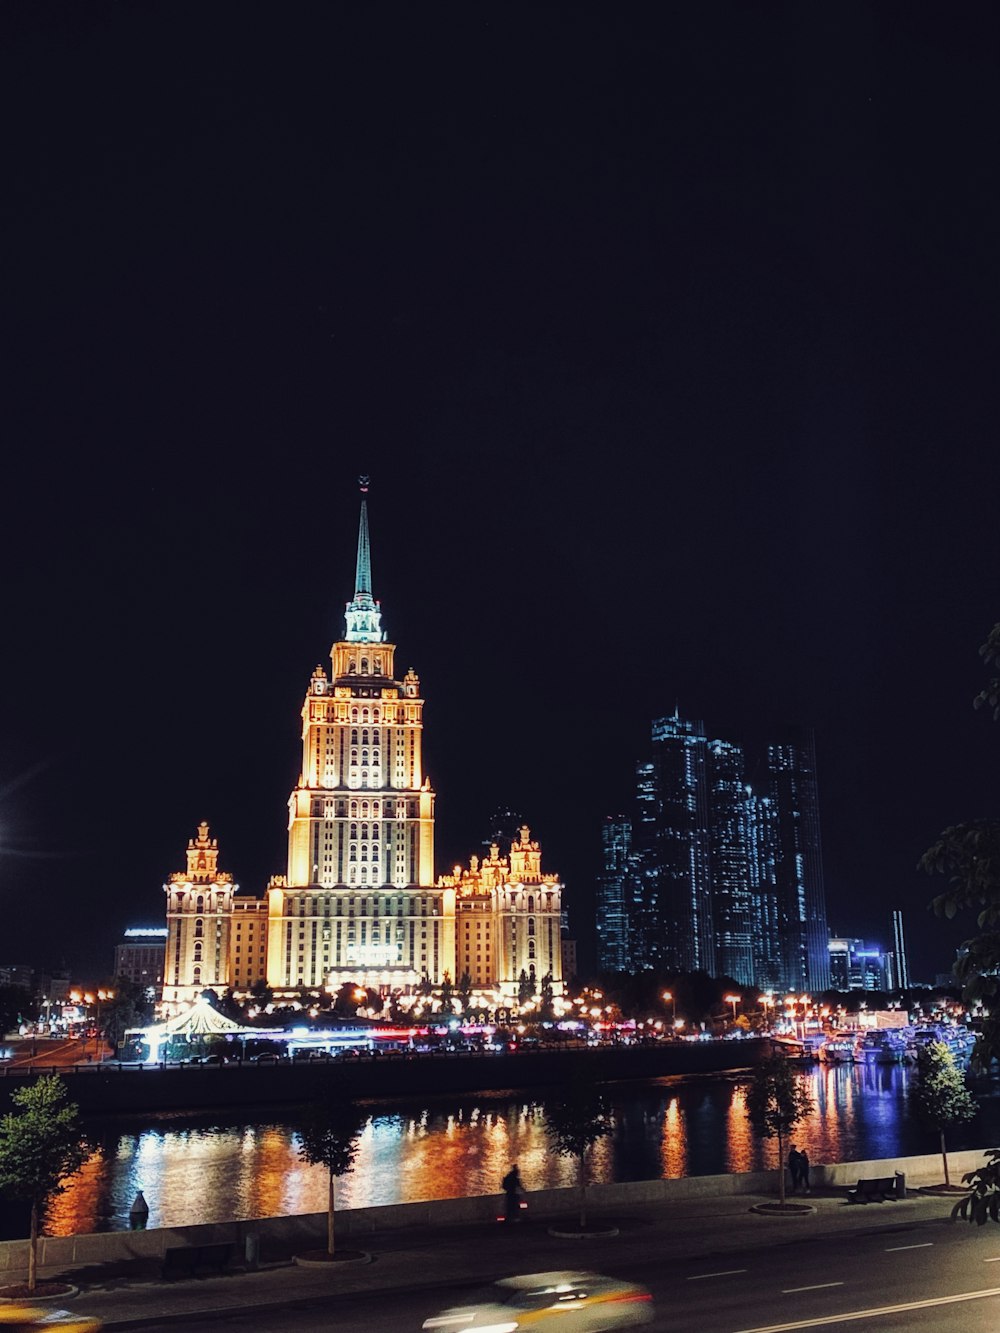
[{"xmin": 596, "ymin": 712, "xmax": 830, "ymax": 991}]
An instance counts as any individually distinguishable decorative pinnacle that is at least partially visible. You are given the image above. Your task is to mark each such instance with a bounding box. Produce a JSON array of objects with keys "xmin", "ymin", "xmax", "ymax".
[
  {"xmin": 355, "ymin": 481, "xmax": 372, "ymax": 597},
  {"xmin": 344, "ymin": 479, "xmax": 383, "ymax": 642}
]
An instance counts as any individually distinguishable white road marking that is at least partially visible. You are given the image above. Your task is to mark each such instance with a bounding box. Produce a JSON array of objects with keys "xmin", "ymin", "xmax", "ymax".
[
  {"xmin": 985, "ymin": 1257, "xmax": 1000, "ymax": 1263},
  {"xmin": 782, "ymin": 1282, "xmax": 844, "ymax": 1294},
  {"xmin": 687, "ymin": 1268, "xmax": 748, "ymax": 1280},
  {"xmin": 734, "ymin": 1284, "xmax": 1000, "ymax": 1332},
  {"xmin": 885, "ymin": 1242, "xmax": 933, "ymax": 1251}
]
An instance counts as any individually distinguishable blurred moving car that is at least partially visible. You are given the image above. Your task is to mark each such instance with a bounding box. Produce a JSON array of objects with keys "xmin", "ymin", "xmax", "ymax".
[
  {"xmin": 0, "ymin": 1306, "xmax": 101, "ymax": 1332},
  {"xmin": 422, "ymin": 1271, "xmax": 654, "ymax": 1331}
]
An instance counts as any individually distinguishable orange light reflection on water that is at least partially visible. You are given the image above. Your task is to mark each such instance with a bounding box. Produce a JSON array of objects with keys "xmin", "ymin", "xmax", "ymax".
[{"xmin": 41, "ymin": 1065, "xmax": 964, "ymax": 1236}]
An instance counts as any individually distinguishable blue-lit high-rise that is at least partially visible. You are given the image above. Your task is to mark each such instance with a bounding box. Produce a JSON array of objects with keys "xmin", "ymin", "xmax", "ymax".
[
  {"xmin": 595, "ymin": 712, "xmax": 831, "ymax": 991},
  {"xmin": 767, "ymin": 731, "xmax": 831, "ymax": 992},
  {"xmin": 596, "ymin": 816, "xmax": 633, "ymax": 973}
]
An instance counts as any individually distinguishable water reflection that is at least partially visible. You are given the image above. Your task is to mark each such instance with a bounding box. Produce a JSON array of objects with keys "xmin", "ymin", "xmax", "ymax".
[{"xmin": 42, "ymin": 1064, "xmax": 1000, "ymax": 1237}]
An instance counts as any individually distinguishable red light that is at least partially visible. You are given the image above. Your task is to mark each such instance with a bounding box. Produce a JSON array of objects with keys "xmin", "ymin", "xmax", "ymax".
[{"xmin": 608, "ymin": 1292, "xmax": 652, "ymax": 1304}]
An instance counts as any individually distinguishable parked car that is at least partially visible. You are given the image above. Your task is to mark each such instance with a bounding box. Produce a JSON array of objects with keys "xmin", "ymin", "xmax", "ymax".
[{"xmin": 422, "ymin": 1271, "xmax": 654, "ymax": 1331}]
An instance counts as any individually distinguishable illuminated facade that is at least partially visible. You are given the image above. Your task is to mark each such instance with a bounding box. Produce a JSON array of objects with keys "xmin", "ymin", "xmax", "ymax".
[
  {"xmin": 162, "ymin": 822, "xmax": 239, "ymax": 1011},
  {"xmin": 265, "ymin": 487, "xmax": 446, "ymax": 993},
  {"xmin": 600, "ymin": 712, "xmax": 830, "ymax": 991},
  {"xmin": 438, "ymin": 827, "xmax": 564, "ymax": 1000},
  {"xmin": 159, "ymin": 487, "xmax": 565, "ymax": 1009}
]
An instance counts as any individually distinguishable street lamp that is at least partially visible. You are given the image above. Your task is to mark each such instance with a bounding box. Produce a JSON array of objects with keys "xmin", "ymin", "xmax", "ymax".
[
  {"xmin": 662, "ymin": 990, "xmax": 675, "ymax": 1026},
  {"xmin": 724, "ymin": 993, "xmax": 740, "ymax": 1024}
]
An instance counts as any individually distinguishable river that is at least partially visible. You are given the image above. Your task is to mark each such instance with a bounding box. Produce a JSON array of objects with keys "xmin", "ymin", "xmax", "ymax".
[{"xmin": 43, "ymin": 1062, "xmax": 1000, "ymax": 1236}]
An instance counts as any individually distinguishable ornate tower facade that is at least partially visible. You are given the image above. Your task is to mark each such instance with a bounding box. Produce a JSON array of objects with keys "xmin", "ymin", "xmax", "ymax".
[
  {"xmin": 439, "ymin": 825, "xmax": 564, "ymax": 1002},
  {"xmin": 266, "ymin": 484, "xmax": 451, "ymax": 992},
  {"xmin": 162, "ymin": 822, "xmax": 238, "ymax": 1012}
]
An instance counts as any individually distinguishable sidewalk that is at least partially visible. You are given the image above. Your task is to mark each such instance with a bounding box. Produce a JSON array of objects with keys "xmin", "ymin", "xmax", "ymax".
[{"xmin": 34, "ymin": 1187, "xmax": 957, "ymax": 1330}]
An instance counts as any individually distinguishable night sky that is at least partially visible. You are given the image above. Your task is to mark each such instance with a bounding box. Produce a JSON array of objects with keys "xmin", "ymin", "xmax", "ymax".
[{"xmin": 1, "ymin": 4, "xmax": 997, "ymax": 983}]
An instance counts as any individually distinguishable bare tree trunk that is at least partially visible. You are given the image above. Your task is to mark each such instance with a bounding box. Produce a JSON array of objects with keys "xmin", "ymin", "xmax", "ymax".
[
  {"xmin": 579, "ymin": 1153, "xmax": 587, "ymax": 1228},
  {"xmin": 941, "ymin": 1129, "xmax": 950, "ymax": 1187},
  {"xmin": 28, "ymin": 1200, "xmax": 38, "ymax": 1294},
  {"xmin": 328, "ymin": 1171, "xmax": 336, "ymax": 1256},
  {"xmin": 778, "ymin": 1130, "xmax": 786, "ymax": 1207}
]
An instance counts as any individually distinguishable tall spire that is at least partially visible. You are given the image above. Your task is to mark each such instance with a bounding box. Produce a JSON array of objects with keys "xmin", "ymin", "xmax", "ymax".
[
  {"xmin": 344, "ymin": 476, "xmax": 384, "ymax": 643},
  {"xmin": 355, "ymin": 475, "xmax": 372, "ymax": 597}
]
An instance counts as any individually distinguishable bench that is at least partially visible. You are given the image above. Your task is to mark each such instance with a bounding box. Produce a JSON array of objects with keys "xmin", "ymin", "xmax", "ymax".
[
  {"xmin": 162, "ymin": 1242, "xmax": 234, "ymax": 1279},
  {"xmin": 846, "ymin": 1172, "xmax": 906, "ymax": 1204}
]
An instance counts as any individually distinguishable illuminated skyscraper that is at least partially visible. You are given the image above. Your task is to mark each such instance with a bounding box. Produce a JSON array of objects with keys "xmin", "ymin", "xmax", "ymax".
[
  {"xmin": 767, "ymin": 731, "xmax": 831, "ymax": 992},
  {"xmin": 267, "ymin": 481, "xmax": 445, "ymax": 991},
  {"xmin": 596, "ymin": 816, "xmax": 633, "ymax": 972},
  {"xmin": 892, "ymin": 909, "xmax": 910, "ymax": 989},
  {"xmin": 599, "ymin": 714, "xmax": 830, "ymax": 989},
  {"xmin": 160, "ymin": 483, "xmax": 563, "ymax": 1010}
]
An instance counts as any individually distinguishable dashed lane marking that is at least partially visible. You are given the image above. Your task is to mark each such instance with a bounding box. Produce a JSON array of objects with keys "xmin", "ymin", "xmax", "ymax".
[
  {"xmin": 687, "ymin": 1269, "xmax": 748, "ymax": 1281},
  {"xmin": 782, "ymin": 1283, "xmax": 844, "ymax": 1294},
  {"xmin": 734, "ymin": 1284, "xmax": 1000, "ymax": 1332}
]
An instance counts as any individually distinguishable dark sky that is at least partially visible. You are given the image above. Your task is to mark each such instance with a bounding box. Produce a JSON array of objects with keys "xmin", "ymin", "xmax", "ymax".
[{"xmin": 0, "ymin": 3, "xmax": 997, "ymax": 983}]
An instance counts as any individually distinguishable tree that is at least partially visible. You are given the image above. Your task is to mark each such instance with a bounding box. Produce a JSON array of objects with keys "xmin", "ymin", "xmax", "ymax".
[
  {"xmin": 439, "ymin": 972, "xmax": 454, "ymax": 1016},
  {"xmin": 973, "ymin": 621, "xmax": 1000, "ymax": 721},
  {"xmin": 538, "ymin": 972, "xmax": 555, "ymax": 1022},
  {"xmin": 923, "ymin": 619, "xmax": 1000, "ymax": 1068},
  {"xmin": 543, "ymin": 1074, "xmax": 614, "ymax": 1227},
  {"xmin": 249, "ymin": 978, "xmax": 274, "ymax": 1010},
  {"xmin": 456, "ymin": 971, "xmax": 472, "ymax": 1016},
  {"xmin": 952, "ymin": 1147, "xmax": 1000, "ymax": 1226},
  {"xmin": 911, "ymin": 1041, "xmax": 977, "ymax": 1186},
  {"xmin": 296, "ymin": 1083, "xmax": 365, "ymax": 1257},
  {"xmin": 923, "ymin": 820, "xmax": 1000, "ymax": 1069},
  {"xmin": 517, "ymin": 968, "xmax": 536, "ymax": 1006},
  {"xmin": 744, "ymin": 1053, "xmax": 813, "ymax": 1207},
  {"xmin": 0, "ymin": 1076, "xmax": 90, "ymax": 1292}
]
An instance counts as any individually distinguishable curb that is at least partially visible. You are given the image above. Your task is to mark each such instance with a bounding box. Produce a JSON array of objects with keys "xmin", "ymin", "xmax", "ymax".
[{"xmin": 293, "ymin": 1249, "xmax": 372, "ymax": 1267}]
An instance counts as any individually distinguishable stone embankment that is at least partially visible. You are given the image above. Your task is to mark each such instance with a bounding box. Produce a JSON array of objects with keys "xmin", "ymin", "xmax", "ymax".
[
  {"xmin": 0, "ymin": 1037, "xmax": 771, "ymax": 1115},
  {"xmin": 0, "ymin": 1148, "xmax": 986, "ymax": 1279}
]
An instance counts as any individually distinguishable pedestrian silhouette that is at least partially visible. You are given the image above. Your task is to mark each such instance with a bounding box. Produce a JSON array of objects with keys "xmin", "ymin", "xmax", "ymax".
[
  {"xmin": 501, "ymin": 1163, "xmax": 523, "ymax": 1221},
  {"xmin": 787, "ymin": 1145, "xmax": 802, "ymax": 1193}
]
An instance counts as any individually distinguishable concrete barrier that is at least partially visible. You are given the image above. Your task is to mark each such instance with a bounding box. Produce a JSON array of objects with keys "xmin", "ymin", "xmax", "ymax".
[{"xmin": 0, "ymin": 1148, "xmax": 991, "ymax": 1278}]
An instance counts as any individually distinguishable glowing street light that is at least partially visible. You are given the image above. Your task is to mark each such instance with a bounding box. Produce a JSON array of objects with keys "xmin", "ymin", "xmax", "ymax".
[
  {"xmin": 724, "ymin": 993, "xmax": 741, "ymax": 1024},
  {"xmin": 662, "ymin": 990, "xmax": 675, "ymax": 1025}
]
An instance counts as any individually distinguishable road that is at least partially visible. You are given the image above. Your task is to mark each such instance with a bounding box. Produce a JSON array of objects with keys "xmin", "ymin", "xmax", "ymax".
[
  {"xmin": 134, "ymin": 1214, "xmax": 1000, "ymax": 1333},
  {"xmin": 2, "ymin": 1036, "xmax": 110, "ymax": 1068}
]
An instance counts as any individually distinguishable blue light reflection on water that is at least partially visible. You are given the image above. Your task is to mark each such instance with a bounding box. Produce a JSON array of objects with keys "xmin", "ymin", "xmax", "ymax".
[{"xmin": 44, "ymin": 1064, "xmax": 1000, "ymax": 1235}]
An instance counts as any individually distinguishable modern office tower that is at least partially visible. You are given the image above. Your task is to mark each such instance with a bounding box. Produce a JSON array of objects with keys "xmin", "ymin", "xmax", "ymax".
[
  {"xmin": 114, "ymin": 929, "xmax": 167, "ymax": 989},
  {"xmin": 707, "ymin": 740, "xmax": 754, "ymax": 984},
  {"xmin": 828, "ymin": 937, "xmax": 891, "ymax": 991},
  {"xmin": 767, "ymin": 731, "xmax": 831, "ymax": 992},
  {"xmin": 892, "ymin": 909, "xmax": 910, "ymax": 989},
  {"xmin": 601, "ymin": 713, "xmax": 831, "ymax": 988},
  {"xmin": 642, "ymin": 713, "xmax": 716, "ymax": 975},
  {"xmin": 596, "ymin": 816, "xmax": 633, "ymax": 971},
  {"xmin": 745, "ymin": 788, "xmax": 783, "ymax": 991}
]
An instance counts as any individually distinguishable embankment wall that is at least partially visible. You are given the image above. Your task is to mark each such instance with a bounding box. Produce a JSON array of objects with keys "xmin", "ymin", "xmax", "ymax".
[{"xmin": 0, "ymin": 1148, "xmax": 988, "ymax": 1278}]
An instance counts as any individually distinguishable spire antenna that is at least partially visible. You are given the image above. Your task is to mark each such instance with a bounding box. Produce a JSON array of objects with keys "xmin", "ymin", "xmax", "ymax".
[
  {"xmin": 344, "ymin": 478, "xmax": 384, "ymax": 642},
  {"xmin": 355, "ymin": 476, "xmax": 372, "ymax": 598}
]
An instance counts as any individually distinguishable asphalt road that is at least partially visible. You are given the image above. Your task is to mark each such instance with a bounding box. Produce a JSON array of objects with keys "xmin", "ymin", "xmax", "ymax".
[{"xmin": 134, "ymin": 1215, "xmax": 1000, "ymax": 1333}]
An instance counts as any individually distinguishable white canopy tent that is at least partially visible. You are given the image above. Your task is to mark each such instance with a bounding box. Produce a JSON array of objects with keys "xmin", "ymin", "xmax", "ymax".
[{"xmin": 133, "ymin": 996, "xmax": 269, "ymax": 1062}]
